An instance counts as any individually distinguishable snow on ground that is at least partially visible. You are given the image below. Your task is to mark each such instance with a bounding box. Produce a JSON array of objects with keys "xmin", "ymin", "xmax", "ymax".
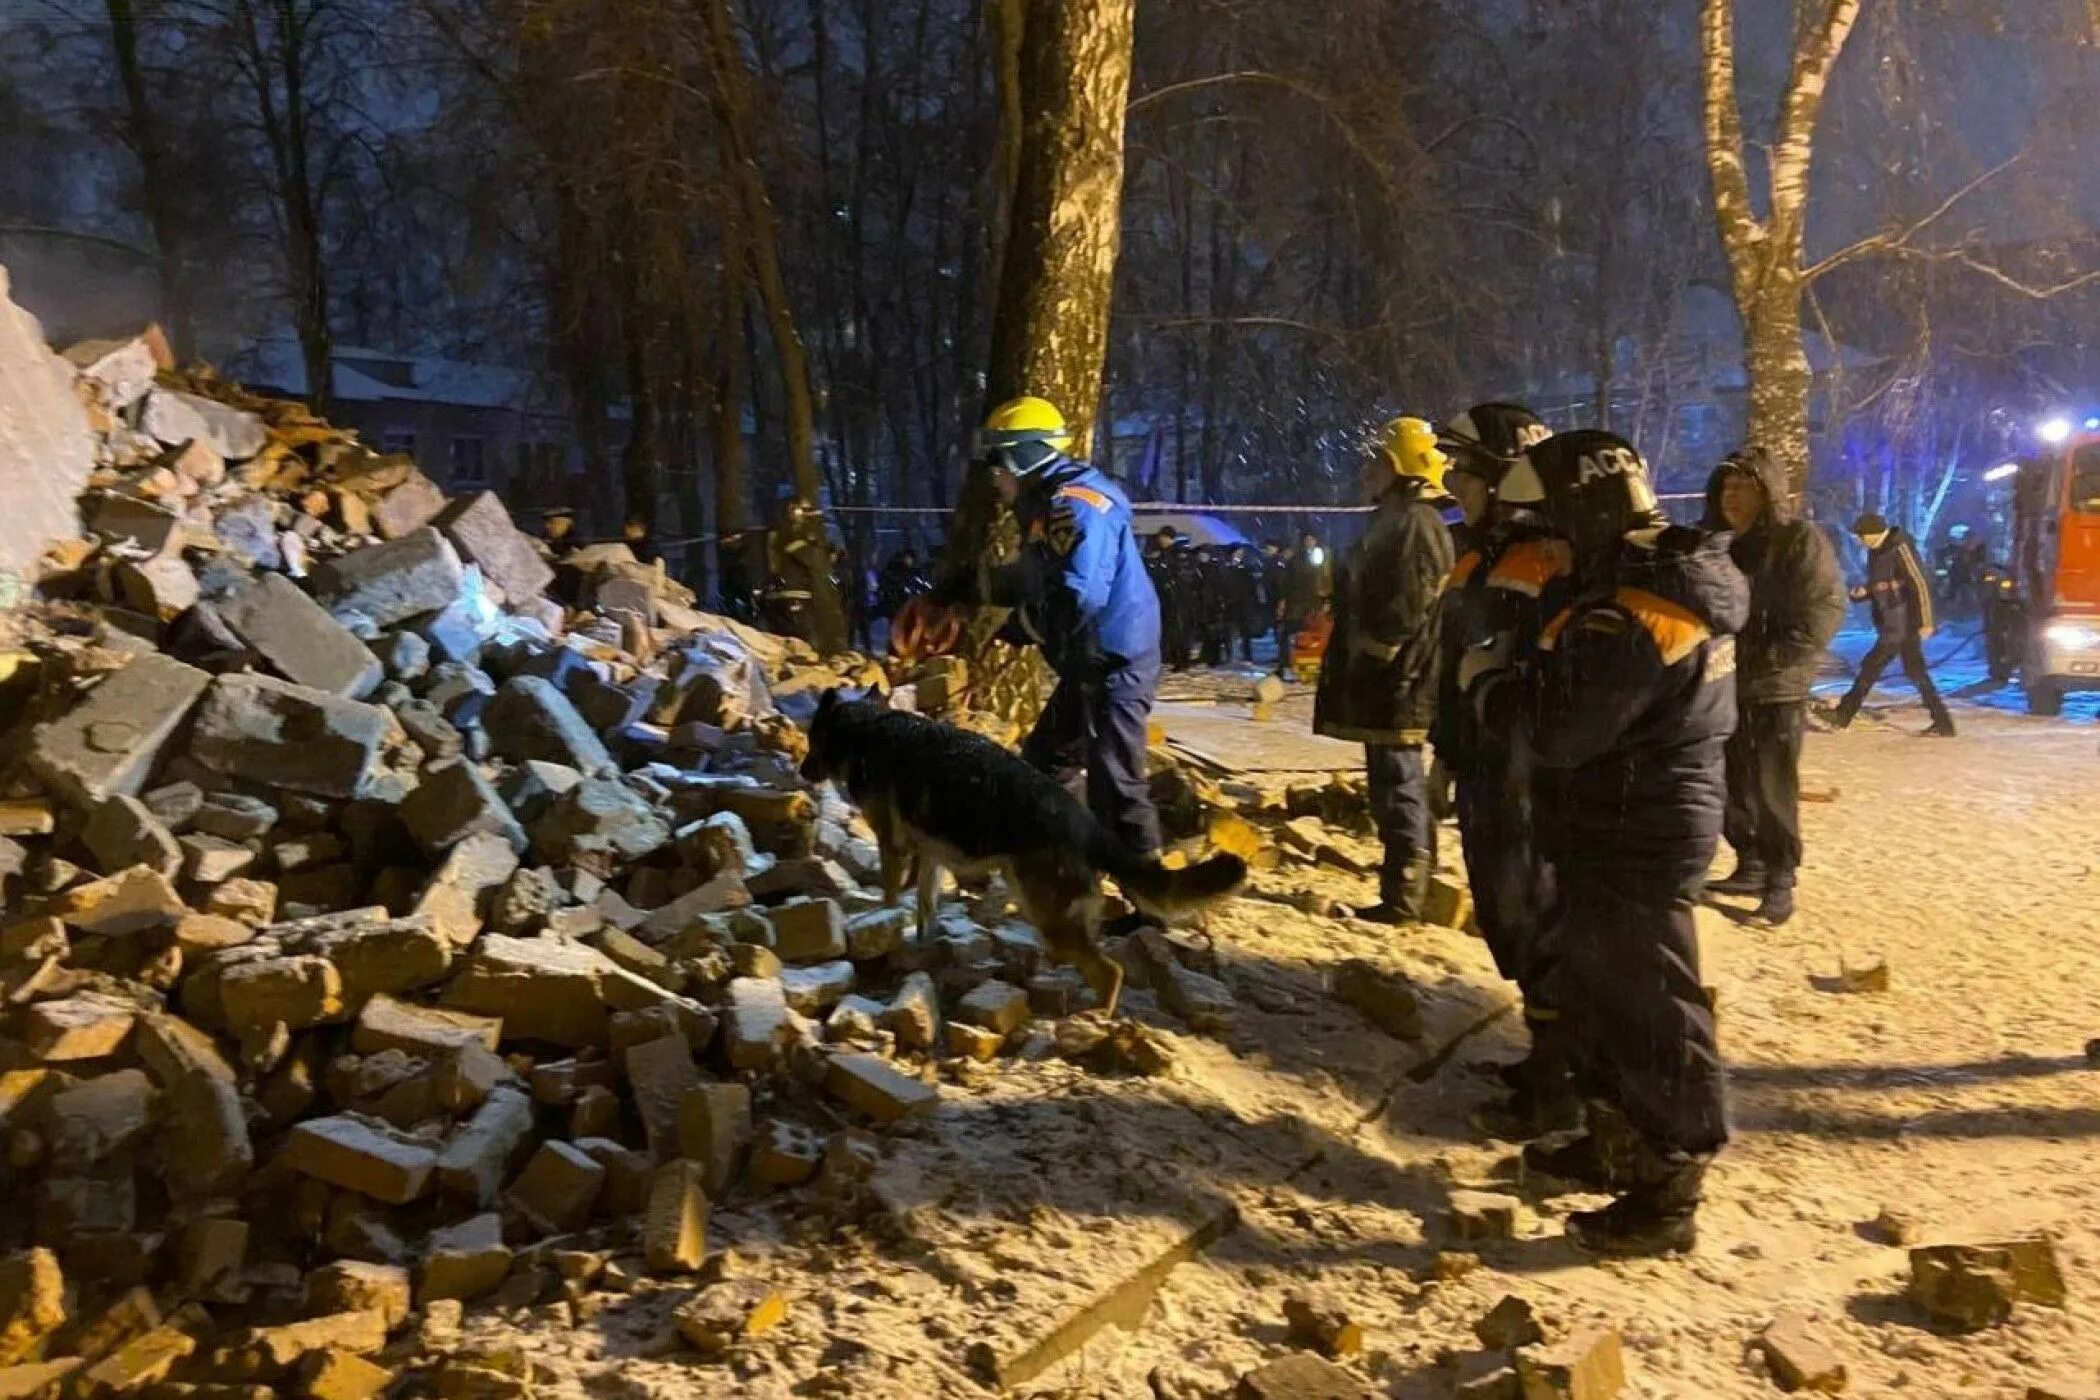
[{"xmin": 481, "ymin": 644, "xmax": 2100, "ymax": 1399}]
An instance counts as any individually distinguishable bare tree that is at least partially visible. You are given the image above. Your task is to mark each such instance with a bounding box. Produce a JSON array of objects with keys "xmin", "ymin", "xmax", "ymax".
[
  {"xmin": 103, "ymin": 0, "xmax": 196, "ymax": 356},
  {"xmin": 1701, "ymin": 0, "xmax": 1863, "ymax": 491}
]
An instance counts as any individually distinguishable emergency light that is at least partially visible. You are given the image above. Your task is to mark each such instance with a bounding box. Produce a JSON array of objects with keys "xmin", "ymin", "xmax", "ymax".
[{"xmin": 2039, "ymin": 417, "xmax": 2074, "ymax": 445}]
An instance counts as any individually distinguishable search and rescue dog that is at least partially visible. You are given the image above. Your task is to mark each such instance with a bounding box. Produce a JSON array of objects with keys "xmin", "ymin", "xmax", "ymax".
[{"xmin": 800, "ymin": 691, "xmax": 1248, "ymax": 1016}]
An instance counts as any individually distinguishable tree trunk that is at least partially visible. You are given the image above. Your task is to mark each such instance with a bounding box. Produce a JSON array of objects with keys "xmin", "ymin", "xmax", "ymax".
[
  {"xmin": 946, "ymin": 0, "xmax": 1134, "ymax": 717},
  {"xmin": 982, "ymin": 0, "xmax": 1137, "ymax": 455},
  {"xmin": 1741, "ymin": 279, "xmax": 1813, "ymax": 490},
  {"xmin": 698, "ymin": 0, "xmax": 823, "ymax": 511},
  {"xmin": 105, "ymin": 0, "xmax": 193, "ymax": 359}
]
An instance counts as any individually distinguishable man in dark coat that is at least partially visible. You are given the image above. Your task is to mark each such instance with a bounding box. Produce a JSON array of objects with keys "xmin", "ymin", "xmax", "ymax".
[
  {"xmin": 1470, "ymin": 430, "xmax": 1747, "ymax": 1258},
  {"xmin": 1278, "ymin": 531, "xmax": 1331, "ymax": 679},
  {"xmin": 1429, "ymin": 402, "xmax": 1570, "ymax": 1132},
  {"xmin": 1827, "ymin": 514, "xmax": 1955, "ymax": 737},
  {"xmin": 1314, "ymin": 417, "xmax": 1454, "ymax": 925},
  {"xmin": 1228, "ymin": 544, "xmax": 1266, "ymax": 662},
  {"xmin": 1702, "ymin": 448, "xmax": 1848, "ymax": 927}
]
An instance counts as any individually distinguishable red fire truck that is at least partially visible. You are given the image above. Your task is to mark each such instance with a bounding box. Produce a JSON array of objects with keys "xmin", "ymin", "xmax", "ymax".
[{"xmin": 1995, "ymin": 428, "xmax": 2100, "ymax": 714}]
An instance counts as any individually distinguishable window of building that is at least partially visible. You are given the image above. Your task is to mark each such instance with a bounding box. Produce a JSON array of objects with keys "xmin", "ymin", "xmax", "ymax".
[
  {"xmin": 450, "ymin": 436, "xmax": 488, "ymax": 489},
  {"xmin": 379, "ymin": 430, "xmax": 417, "ymax": 458}
]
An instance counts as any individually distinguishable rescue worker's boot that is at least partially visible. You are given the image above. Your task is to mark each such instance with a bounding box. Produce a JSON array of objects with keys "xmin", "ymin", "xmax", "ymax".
[
  {"xmin": 1353, "ymin": 855, "xmax": 1432, "ymax": 927},
  {"xmin": 1566, "ymin": 1146, "xmax": 1709, "ymax": 1259},
  {"xmin": 1522, "ymin": 1102, "xmax": 1640, "ymax": 1194},
  {"xmin": 1706, "ymin": 860, "xmax": 1767, "ymax": 898},
  {"xmin": 1471, "ymin": 1021, "xmax": 1581, "ymax": 1141},
  {"xmin": 1748, "ymin": 876, "xmax": 1795, "ymax": 929}
]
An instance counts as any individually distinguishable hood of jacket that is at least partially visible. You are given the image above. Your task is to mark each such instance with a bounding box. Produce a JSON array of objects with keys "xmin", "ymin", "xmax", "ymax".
[
  {"xmin": 1616, "ymin": 524, "xmax": 1750, "ymax": 638},
  {"xmin": 1702, "ymin": 447, "xmax": 1795, "ymax": 534}
]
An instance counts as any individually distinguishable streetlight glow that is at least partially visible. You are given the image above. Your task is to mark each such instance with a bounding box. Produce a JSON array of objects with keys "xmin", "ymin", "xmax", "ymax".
[
  {"xmin": 2039, "ymin": 417, "xmax": 2074, "ymax": 445},
  {"xmin": 1984, "ymin": 462, "xmax": 2021, "ymax": 482}
]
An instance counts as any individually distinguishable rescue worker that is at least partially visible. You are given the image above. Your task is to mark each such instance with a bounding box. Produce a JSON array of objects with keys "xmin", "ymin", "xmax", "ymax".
[
  {"xmin": 1277, "ymin": 532, "xmax": 1330, "ymax": 679},
  {"xmin": 1427, "ymin": 402, "xmax": 1569, "ymax": 1132},
  {"xmin": 1827, "ymin": 513, "xmax": 1955, "ymax": 736},
  {"xmin": 977, "ymin": 396, "xmax": 1166, "ymax": 854},
  {"xmin": 1470, "ymin": 430, "xmax": 1745, "ymax": 1256},
  {"xmin": 1229, "ymin": 544, "xmax": 1267, "ymax": 663},
  {"xmin": 622, "ymin": 515, "xmax": 661, "ymax": 569},
  {"xmin": 1702, "ymin": 448, "xmax": 1847, "ymax": 927},
  {"xmin": 1314, "ymin": 418, "xmax": 1455, "ymax": 925},
  {"xmin": 768, "ymin": 499, "xmax": 849, "ymax": 655},
  {"xmin": 1197, "ymin": 545, "xmax": 1234, "ymax": 666},
  {"xmin": 1146, "ymin": 527, "xmax": 1191, "ymax": 670},
  {"xmin": 540, "ymin": 506, "xmax": 582, "ymax": 560}
]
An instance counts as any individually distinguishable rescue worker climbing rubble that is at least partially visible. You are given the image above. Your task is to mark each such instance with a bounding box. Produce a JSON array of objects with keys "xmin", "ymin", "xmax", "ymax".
[
  {"xmin": 953, "ymin": 395, "xmax": 1166, "ymax": 855},
  {"xmin": 1470, "ymin": 429, "xmax": 1747, "ymax": 1257}
]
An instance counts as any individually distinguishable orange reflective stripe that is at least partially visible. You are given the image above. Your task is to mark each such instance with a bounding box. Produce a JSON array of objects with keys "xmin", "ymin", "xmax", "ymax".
[
  {"xmin": 1488, "ymin": 540, "xmax": 1565, "ymax": 597},
  {"xmin": 1448, "ymin": 550, "xmax": 1483, "ymax": 587},
  {"xmin": 1057, "ymin": 485, "xmax": 1113, "ymax": 513},
  {"xmin": 1539, "ymin": 605, "xmax": 1575, "ymax": 651},
  {"xmin": 1613, "ymin": 586, "xmax": 1710, "ymax": 665}
]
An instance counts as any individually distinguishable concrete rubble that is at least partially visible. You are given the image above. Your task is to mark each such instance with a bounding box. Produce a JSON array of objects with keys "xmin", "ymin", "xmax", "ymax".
[{"xmin": 0, "ymin": 312, "xmax": 1365, "ymax": 1394}]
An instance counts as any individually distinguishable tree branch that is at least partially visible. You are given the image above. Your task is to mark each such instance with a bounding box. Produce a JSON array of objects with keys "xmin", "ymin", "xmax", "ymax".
[
  {"xmin": 1700, "ymin": 0, "xmax": 1760, "ymax": 266},
  {"xmin": 1804, "ymin": 154, "xmax": 2022, "ymax": 283}
]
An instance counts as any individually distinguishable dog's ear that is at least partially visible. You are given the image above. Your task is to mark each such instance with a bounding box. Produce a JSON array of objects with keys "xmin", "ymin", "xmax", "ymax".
[{"xmin": 817, "ymin": 687, "xmax": 842, "ymax": 715}]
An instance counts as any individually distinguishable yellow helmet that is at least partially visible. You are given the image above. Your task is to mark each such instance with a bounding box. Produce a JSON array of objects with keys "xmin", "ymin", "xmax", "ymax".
[
  {"xmin": 979, "ymin": 395, "xmax": 1074, "ymax": 474},
  {"xmin": 1379, "ymin": 415, "xmax": 1450, "ymax": 492}
]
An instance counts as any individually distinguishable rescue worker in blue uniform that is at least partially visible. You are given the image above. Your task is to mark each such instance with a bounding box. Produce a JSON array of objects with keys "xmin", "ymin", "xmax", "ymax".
[
  {"xmin": 977, "ymin": 396, "xmax": 1166, "ymax": 855},
  {"xmin": 1470, "ymin": 430, "xmax": 1747, "ymax": 1257},
  {"xmin": 1314, "ymin": 417, "xmax": 1455, "ymax": 924},
  {"xmin": 1427, "ymin": 403, "xmax": 1573, "ymax": 1135}
]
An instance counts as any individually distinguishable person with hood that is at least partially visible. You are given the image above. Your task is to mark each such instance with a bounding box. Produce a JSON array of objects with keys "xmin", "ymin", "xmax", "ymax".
[
  {"xmin": 1827, "ymin": 513, "xmax": 1956, "ymax": 736},
  {"xmin": 1702, "ymin": 448, "xmax": 1848, "ymax": 927},
  {"xmin": 1469, "ymin": 430, "xmax": 1746, "ymax": 1257},
  {"xmin": 1428, "ymin": 402, "xmax": 1571, "ymax": 1133},
  {"xmin": 971, "ymin": 396, "xmax": 1166, "ymax": 854},
  {"xmin": 1315, "ymin": 417, "xmax": 1455, "ymax": 925}
]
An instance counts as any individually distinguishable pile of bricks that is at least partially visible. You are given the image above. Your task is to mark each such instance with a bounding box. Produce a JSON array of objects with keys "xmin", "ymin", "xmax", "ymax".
[{"xmin": 0, "ymin": 330, "xmax": 1214, "ymax": 1396}]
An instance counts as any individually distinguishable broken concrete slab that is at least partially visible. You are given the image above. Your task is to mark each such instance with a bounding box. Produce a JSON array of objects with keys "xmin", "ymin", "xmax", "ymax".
[
  {"xmin": 141, "ymin": 386, "xmax": 267, "ymax": 460},
  {"xmin": 28, "ymin": 652, "xmax": 212, "ymax": 809},
  {"xmin": 434, "ymin": 491, "xmax": 554, "ymax": 604},
  {"xmin": 529, "ymin": 777, "xmax": 668, "ymax": 871},
  {"xmin": 49, "ymin": 864, "xmax": 188, "ymax": 934},
  {"xmin": 188, "ymin": 672, "xmax": 397, "ymax": 798},
  {"xmin": 352, "ymin": 994, "xmax": 500, "ymax": 1057},
  {"xmin": 485, "ymin": 675, "xmax": 615, "ymax": 776},
  {"xmin": 824, "ymin": 1052, "xmax": 936, "ymax": 1124},
  {"xmin": 435, "ymin": 1087, "xmax": 535, "ymax": 1206},
  {"xmin": 309, "ymin": 527, "xmax": 466, "ymax": 630},
  {"xmin": 215, "ymin": 572, "xmax": 383, "ymax": 698},
  {"xmin": 441, "ymin": 933, "xmax": 620, "ymax": 1048},
  {"xmin": 281, "ymin": 1114, "xmax": 438, "ymax": 1204},
  {"xmin": 399, "ymin": 759, "xmax": 526, "ymax": 856},
  {"xmin": 82, "ymin": 795, "xmax": 182, "ymax": 881},
  {"xmin": 1758, "ymin": 1311, "xmax": 1847, "ymax": 1394}
]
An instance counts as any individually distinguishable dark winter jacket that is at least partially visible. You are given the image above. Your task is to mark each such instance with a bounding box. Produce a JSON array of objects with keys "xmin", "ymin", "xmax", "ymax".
[
  {"xmin": 1856, "ymin": 527, "xmax": 1937, "ymax": 641},
  {"xmin": 1314, "ymin": 481, "xmax": 1455, "ymax": 745},
  {"xmin": 1431, "ymin": 527, "xmax": 1571, "ymax": 768},
  {"xmin": 1701, "ymin": 451, "xmax": 1846, "ymax": 705},
  {"xmin": 1486, "ymin": 526, "xmax": 1749, "ymax": 894},
  {"xmin": 1001, "ymin": 458, "xmax": 1162, "ymax": 673},
  {"xmin": 1280, "ymin": 550, "xmax": 1331, "ymax": 620}
]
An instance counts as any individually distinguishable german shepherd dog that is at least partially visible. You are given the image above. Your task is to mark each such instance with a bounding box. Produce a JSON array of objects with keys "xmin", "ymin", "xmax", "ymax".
[{"xmin": 800, "ymin": 692, "xmax": 1247, "ymax": 1015}]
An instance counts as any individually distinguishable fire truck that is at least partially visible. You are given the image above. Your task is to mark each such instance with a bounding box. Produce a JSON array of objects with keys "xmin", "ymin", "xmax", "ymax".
[{"xmin": 1994, "ymin": 427, "xmax": 2100, "ymax": 714}]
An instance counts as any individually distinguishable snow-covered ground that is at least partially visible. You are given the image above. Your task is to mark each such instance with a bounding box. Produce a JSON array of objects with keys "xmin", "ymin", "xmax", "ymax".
[{"xmin": 474, "ymin": 655, "xmax": 2100, "ymax": 1399}]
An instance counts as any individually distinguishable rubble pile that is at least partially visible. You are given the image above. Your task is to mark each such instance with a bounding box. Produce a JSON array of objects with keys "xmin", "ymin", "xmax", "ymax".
[{"xmin": 0, "ymin": 318, "xmax": 1222, "ymax": 1396}]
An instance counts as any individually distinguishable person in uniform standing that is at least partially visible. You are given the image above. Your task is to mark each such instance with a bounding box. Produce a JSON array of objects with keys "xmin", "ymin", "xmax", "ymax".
[
  {"xmin": 1470, "ymin": 430, "xmax": 1745, "ymax": 1256},
  {"xmin": 1314, "ymin": 418, "xmax": 1455, "ymax": 925},
  {"xmin": 1428, "ymin": 402, "xmax": 1572, "ymax": 1133}
]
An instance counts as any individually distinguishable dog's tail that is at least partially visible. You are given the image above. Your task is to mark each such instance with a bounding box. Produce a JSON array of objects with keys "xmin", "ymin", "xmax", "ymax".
[{"xmin": 1090, "ymin": 831, "xmax": 1247, "ymax": 919}]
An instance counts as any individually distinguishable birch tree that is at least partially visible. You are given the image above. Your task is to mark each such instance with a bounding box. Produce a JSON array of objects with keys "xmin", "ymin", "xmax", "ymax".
[{"xmin": 1701, "ymin": 0, "xmax": 1863, "ymax": 493}]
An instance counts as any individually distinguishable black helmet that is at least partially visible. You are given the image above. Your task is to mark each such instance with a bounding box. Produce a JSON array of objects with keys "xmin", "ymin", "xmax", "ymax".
[
  {"xmin": 1440, "ymin": 402, "xmax": 1549, "ymax": 492},
  {"xmin": 1524, "ymin": 430, "xmax": 1665, "ymax": 561}
]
